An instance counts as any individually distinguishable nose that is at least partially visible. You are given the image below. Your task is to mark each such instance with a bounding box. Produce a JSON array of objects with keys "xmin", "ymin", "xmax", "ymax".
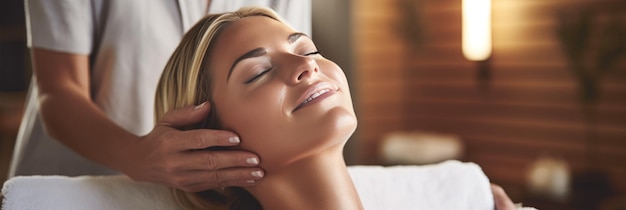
[{"xmin": 286, "ymin": 55, "xmax": 318, "ymax": 85}]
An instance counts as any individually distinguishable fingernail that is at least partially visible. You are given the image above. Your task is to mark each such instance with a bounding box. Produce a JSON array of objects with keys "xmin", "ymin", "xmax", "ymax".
[
  {"xmin": 246, "ymin": 157, "xmax": 259, "ymax": 165},
  {"xmin": 193, "ymin": 102, "xmax": 207, "ymax": 110},
  {"xmin": 246, "ymin": 180, "xmax": 256, "ymax": 184},
  {"xmin": 229, "ymin": 136, "xmax": 240, "ymax": 144},
  {"xmin": 251, "ymin": 170, "xmax": 264, "ymax": 178}
]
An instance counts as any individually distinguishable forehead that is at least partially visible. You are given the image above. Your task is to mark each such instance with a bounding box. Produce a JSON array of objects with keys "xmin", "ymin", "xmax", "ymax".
[
  {"xmin": 224, "ymin": 15, "xmax": 293, "ymax": 39},
  {"xmin": 207, "ymin": 16, "xmax": 294, "ymax": 79},
  {"xmin": 210, "ymin": 16, "xmax": 293, "ymax": 60}
]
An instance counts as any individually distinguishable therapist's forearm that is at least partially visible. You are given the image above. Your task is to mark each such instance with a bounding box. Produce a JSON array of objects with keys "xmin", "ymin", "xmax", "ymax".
[
  {"xmin": 38, "ymin": 89, "xmax": 139, "ymax": 170},
  {"xmin": 33, "ymin": 48, "xmax": 139, "ymax": 172}
]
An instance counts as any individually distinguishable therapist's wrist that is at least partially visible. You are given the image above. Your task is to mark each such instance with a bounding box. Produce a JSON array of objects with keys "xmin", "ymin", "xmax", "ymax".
[{"xmin": 107, "ymin": 133, "xmax": 144, "ymax": 175}]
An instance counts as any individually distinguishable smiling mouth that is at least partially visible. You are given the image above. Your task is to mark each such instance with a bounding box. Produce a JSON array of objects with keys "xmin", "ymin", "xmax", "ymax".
[
  {"xmin": 303, "ymin": 89, "xmax": 330, "ymax": 104},
  {"xmin": 293, "ymin": 88, "xmax": 336, "ymax": 112}
]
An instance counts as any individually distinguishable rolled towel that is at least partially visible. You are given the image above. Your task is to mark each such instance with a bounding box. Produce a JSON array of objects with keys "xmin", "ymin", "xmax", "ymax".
[
  {"xmin": 2, "ymin": 160, "xmax": 535, "ymax": 210},
  {"xmin": 350, "ymin": 160, "xmax": 493, "ymax": 210},
  {"xmin": 1, "ymin": 175, "xmax": 181, "ymax": 210}
]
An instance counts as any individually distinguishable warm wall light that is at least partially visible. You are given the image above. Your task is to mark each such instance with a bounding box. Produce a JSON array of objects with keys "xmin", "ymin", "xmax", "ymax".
[{"xmin": 462, "ymin": 0, "xmax": 492, "ymax": 61}]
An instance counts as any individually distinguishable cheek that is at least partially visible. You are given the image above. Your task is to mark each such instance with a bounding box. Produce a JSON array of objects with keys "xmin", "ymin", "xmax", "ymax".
[
  {"xmin": 320, "ymin": 60, "xmax": 351, "ymax": 93},
  {"xmin": 215, "ymin": 84, "xmax": 287, "ymax": 147},
  {"xmin": 219, "ymin": 97, "xmax": 270, "ymax": 128}
]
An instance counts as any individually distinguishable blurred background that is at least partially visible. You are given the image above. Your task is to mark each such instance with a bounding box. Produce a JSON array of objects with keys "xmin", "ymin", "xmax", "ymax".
[
  {"xmin": 0, "ymin": 0, "xmax": 28, "ymax": 186},
  {"xmin": 2, "ymin": 0, "xmax": 625, "ymax": 209}
]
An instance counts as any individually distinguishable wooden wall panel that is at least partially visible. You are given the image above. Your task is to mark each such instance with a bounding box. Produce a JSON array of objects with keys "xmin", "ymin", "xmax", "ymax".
[
  {"xmin": 353, "ymin": 0, "xmax": 626, "ymax": 203},
  {"xmin": 354, "ymin": 0, "xmax": 410, "ymax": 162}
]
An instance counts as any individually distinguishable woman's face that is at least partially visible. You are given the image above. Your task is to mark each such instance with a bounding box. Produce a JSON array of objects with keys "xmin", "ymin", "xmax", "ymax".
[{"xmin": 208, "ymin": 16, "xmax": 356, "ymax": 170}]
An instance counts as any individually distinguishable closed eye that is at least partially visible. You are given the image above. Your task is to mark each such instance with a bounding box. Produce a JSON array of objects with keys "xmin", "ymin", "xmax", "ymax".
[
  {"xmin": 304, "ymin": 51, "xmax": 320, "ymax": 56},
  {"xmin": 244, "ymin": 68, "xmax": 272, "ymax": 84}
]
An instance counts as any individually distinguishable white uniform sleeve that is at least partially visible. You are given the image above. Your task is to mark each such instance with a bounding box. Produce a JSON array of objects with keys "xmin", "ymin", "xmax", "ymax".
[{"xmin": 26, "ymin": 0, "xmax": 93, "ymax": 54}]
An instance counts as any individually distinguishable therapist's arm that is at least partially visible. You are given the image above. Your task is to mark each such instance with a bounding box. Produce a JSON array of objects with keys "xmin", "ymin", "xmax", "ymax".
[{"xmin": 32, "ymin": 48, "xmax": 264, "ymax": 192}]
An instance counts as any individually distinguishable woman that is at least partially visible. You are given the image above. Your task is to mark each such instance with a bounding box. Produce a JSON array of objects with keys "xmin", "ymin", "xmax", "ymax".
[
  {"xmin": 156, "ymin": 6, "xmax": 358, "ymax": 209},
  {"xmin": 155, "ymin": 7, "xmax": 516, "ymax": 210}
]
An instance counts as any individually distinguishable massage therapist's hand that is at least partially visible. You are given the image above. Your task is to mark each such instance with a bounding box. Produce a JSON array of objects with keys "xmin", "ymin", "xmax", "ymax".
[
  {"xmin": 491, "ymin": 184, "xmax": 516, "ymax": 210},
  {"xmin": 124, "ymin": 102, "xmax": 264, "ymax": 192}
]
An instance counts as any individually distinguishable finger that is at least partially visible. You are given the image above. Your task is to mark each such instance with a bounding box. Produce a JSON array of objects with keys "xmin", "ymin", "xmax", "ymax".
[
  {"xmin": 180, "ymin": 150, "xmax": 260, "ymax": 170},
  {"xmin": 491, "ymin": 184, "xmax": 516, "ymax": 210},
  {"xmin": 172, "ymin": 129, "xmax": 241, "ymax": 150},
  {"xmin": 159, "ymin": 101, "xmax": 211, "ymax": 128},
  {"xmin": 178, "ymin": 167, "xmax": 265, "ymax": 192}
]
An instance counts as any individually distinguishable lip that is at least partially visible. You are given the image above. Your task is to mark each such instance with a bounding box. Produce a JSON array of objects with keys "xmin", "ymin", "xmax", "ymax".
[{"xmin": 293, "ymin": 81, "xmax": 338, "ymax": 112}]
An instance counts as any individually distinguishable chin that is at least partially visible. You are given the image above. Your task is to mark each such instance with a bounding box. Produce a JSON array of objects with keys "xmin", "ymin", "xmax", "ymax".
[
  {"xmin": 336, "ymin": 111, "xmax": 358, "ymax": 144},
  {"xmin": 313, "ymin": 106, "xmax": 357, "ymax": 149},
  {"xmin": 262, "ymin": 107, "xmax": 357, "ymax": 171}
]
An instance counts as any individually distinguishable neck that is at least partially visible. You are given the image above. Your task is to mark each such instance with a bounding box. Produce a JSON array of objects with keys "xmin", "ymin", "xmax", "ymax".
[{"xmin": 245, "ymin": 146, "xmax": 363, "ymax": 210}]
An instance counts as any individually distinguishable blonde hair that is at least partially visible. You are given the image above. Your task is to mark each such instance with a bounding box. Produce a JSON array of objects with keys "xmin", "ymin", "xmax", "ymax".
[{"xmin": 154, "ymin": 7, "xmax": 288, "ymax": 210}]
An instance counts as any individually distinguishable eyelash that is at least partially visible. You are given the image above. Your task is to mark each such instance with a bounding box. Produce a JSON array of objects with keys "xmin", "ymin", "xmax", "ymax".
[
  {"xmin": 243, "ymin": 51, "xmax": 321, "ymax": 84},
  {"xmin": 305, "ymin": 51, "xmax": 320, "ymax": 56},
  {"xmin": 244, "ymin": 68, "xmax": 272, "ymax": 84}
]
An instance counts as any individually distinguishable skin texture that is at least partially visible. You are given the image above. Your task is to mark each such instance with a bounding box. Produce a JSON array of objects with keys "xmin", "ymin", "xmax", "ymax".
[
  {"xmin": 206, "ymin": 16, "xmax": 361, "ymax": 209},
  {"xmin": 31, "ymin": 48, "xmax": 263, "ymax": 192},
  {"xmin": 209, "ymin": 16, "xmax": 357, "ymax": 172}
]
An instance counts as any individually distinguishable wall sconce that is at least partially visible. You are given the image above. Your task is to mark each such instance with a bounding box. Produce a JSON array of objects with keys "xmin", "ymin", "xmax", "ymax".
[{"xmin": 462, "ymin": 0, "xmax": 492, "ymax": 88}]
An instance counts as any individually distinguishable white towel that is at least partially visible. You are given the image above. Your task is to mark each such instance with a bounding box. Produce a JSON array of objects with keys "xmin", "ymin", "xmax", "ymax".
[
  {"xmin": 349, "ymin": 160, "xmax": 493, "ymax": 210},
  {"xmin": 1, "ymin": 175, "xmax": 182, "ymax": 210},
  {"xmin": 2, "ymin": 160, "xmax": 534, "ymax": 210}
]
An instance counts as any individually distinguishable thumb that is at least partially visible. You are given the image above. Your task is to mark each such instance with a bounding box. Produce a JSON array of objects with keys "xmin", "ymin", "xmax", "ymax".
[{"xmin": 158, "ymin": 102, "xmax": 211, "ymax": 128}]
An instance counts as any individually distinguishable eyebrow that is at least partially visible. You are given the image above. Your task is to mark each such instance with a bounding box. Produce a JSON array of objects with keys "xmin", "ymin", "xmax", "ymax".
[
  {"xmin": 227, "ymin": 32, "xmax": 309, "ymax": 81},
  {"xmin": 288, "ymin": 32, "xmax": 307, "ymax": 44}
]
